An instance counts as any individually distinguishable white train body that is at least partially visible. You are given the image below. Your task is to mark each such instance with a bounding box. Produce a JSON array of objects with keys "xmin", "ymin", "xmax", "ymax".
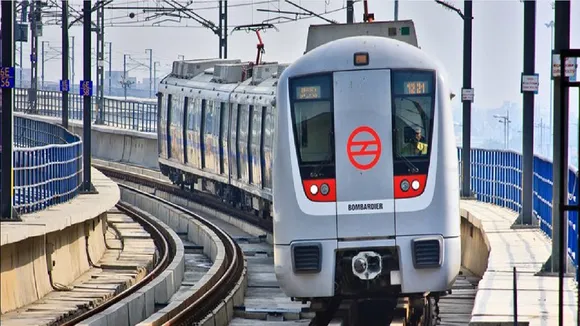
[{"xmin": 273, "ymin": 34, "xmax": 460, "ymax": 300}]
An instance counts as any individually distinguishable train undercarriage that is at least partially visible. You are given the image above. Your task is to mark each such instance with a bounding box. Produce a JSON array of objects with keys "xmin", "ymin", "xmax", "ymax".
[
  {"xmin": 161, "ymin": 163, "xmax": 273, "ymax": 218},
  {"xmin": 298, "ymin": 248, "xmax": 444, "ymax": 326},
  {"xmin": 307, "ymin": 295, "xmax": 439, "ymax": 326}
]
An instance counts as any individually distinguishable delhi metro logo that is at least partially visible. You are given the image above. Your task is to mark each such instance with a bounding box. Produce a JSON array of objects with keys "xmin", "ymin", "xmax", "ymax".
[{"xmin": 346, "ymin": 126, "xmax": 382, "ymax": 171}]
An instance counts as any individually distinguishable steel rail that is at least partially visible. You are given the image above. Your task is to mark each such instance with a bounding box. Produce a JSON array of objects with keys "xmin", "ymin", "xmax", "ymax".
[
  {"xmin": 60, "ymin": 201, "xmax": 174, "ymax": 326},
  {"xmin": 100, "ymin": 171, "xmax": 245, "ymax": 325}
]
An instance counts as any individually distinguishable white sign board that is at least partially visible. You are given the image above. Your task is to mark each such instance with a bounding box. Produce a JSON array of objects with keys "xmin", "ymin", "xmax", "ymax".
[
  {"xmin": 521, "ymin": 74, "xmax": 539, "ymax": 94},
  {"xmin": 552, "ymin": 54, "xmax": 577, "ymax": 79},
  {"xmin": 461, "ymin": 88, "xmax": 474, "ymax": 102}
]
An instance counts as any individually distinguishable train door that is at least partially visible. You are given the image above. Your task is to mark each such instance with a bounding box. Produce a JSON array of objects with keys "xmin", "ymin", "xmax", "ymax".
[{"xmin": 333, "ymin": 69, "xmax": 396, "ymax": 239}]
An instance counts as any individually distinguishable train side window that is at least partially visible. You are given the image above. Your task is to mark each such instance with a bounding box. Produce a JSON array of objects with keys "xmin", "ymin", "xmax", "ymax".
[
  {"xmin": 206, "ymin": 100, "xmax": 214, "ymax": 135},
  {"xmin": 171, "ymin": 95, "xmax": 182, "ymax": 128},
  {"xmin": 219, "ymin": 102, "xmax": 227, "ymax": 143},
  {"xmin": 219, "ymin": 102, "xmax": 228, "ymax": 174},
  {"xmin": 248, "ymin": 105, "xmax": 254, "ymax": 149},
  {"xmin": 186, "ymin": 97, "xmax": 195, "ymax": 131},
  {"xmin": 236, "ymin": 104, "xmax": 243, "ymax": 178}
]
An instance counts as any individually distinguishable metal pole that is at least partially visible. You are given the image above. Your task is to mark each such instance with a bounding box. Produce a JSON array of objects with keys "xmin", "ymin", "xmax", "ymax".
[
  {"xmin": 62, "ymin": 0, "xmax": 69, "ymax": 129},
  {"xmin": 507, "ymin": 109, "xmax": 510, "ymax": 148},
  {"xmin": 96, "ymin": 1, "xmax": 104, "ymax": 124},
  {"xmin": 461, "ymin": 0, "xmax": 473, "ymax": 198},
  {"xmin": 146, "ymin": 48, "xmax": 152, "ymax": 98},
  {"xmin": 123, "ymin": 54, "xmax": 127, "ymax": 99},
  {"xmin": 505, "ymin": 119, "xmax": 508, "ymax": 149},
  {"xmin": 218, "ymin": 1, "xmax": 228, "ymax": 59},
  {"xmin": 543, "ymin": 0, "xmax": 570, "ymax": 278},
  {"xmin": 547, "ymin": 21, "xmax": 554, "ymax": 157},
  {"xmin": 108, "ymin": 42, "xmax": 111, "ymax": 95},
  {"xmin": 29, "ymin": 0, "xmax": 38, "ymax": 113},
  {"xmin": 218, "ymin": 0, "xmax": 228, "ymax": 59},
  {"xmin": 518, "ymin": 0, "xmax": 536, "ymax": 226},
  {"xmin": 347, "ymin": 0, "xmax": 354, "ymax": 23},
  {"xmin": 394, "ymin": 0, "xmax": 399, "ymax": 21},
  {"xmin": 153, "ymin": 61, "xmax": 158, "ymax": 94},
  {"xmin": 81, "ymin": 0, "xmax": 95, "ymax": 193},
  {"xmin": 153, "ymin": 63, "xmax": 157, "ymax": 94},
  {"xmin": 71, "ymin": 35, "xmax": 75, "ymax": 93},
  {"xmin": 41, "ymin": 40, "xmax": 45, "ymax": 89},
  {"xmin": 513, "ymin": 267, "xmax": 518, "ymax": 325},
  {"xmin": 219, "ymin": 0, "xmax": 223, "ymax": 59},
  {"xmin": 1, "ymin": 0, "xmax": 18, "ymax": 220},
  {"xmin": 19, "ymin": 42, "xmax": 22, "ymax": 88}
]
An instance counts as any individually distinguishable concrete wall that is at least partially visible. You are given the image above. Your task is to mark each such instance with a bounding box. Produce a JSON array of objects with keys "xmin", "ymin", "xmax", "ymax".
[
  {"xmin": 0, "ymin": 215, "xmax": 108, "ymax": 314},
  {"xmin": 460, "ymin": 205, "xmax": 491, "ymax": 278},
  {"xmin": 14, "ymin": 113, "xmax": 159, "ymax": 170}
]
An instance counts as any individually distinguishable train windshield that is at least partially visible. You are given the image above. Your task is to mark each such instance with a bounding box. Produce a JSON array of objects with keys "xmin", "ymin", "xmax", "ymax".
[
  {"xmin": 391, "ymin": 70, "xmax": 436, "ymax": 174},
  {"xmin": 289, "ymin": 74, "xmax": 335, "ymax": 179}
]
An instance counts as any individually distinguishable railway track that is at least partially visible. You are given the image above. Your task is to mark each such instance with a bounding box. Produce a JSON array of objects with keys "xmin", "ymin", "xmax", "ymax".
[
  {"xmin": 113, "ymin": 183, "xmax": 246, "ymax": 326},
  {"xmin": 59, "ymin": 202, "xmax": 174, "ymax": 326},
  {"xmin": 0, "ymin": 202, "xmax": 172, "ymax": 326},
  {"xmin": 93, "ymin": 159, "xmax": 480, "ymax": 326}
]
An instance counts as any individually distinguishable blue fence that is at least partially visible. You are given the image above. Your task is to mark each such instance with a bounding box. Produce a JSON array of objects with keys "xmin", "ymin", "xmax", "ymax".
[
  {"xmin": 4, "ymin": 116, "xmax": 84, "ymax": 214},
  {"xmin": 459, "ymin": 148, "xmax": 579, "ymax": 273},
  {"xmin": 14, "ymin": 88, "xmax": 157, "ymax": 133}
]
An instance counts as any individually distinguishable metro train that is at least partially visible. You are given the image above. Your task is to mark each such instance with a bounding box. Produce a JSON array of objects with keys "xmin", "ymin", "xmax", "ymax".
[{"xmin": 158, "ymin": 20, "xmax": 460, "ymax": 326}]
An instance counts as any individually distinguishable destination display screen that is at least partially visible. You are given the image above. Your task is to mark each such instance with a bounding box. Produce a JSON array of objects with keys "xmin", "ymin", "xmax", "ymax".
[
  {"xmin": 296, "ymin": 85, "xmax": 322, "ymax": 100},
  {"xmin": 404, "ymin": 81, "xmax": 428, "ymax": 95},
  {"xmin": 392, "ymin": 71, "xmax": 434, "ymax": 95}
]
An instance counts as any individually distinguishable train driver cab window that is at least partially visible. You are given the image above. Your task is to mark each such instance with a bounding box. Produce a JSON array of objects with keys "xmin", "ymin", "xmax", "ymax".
[
  {"xmin": 289, "ymin": 74, "xmax": 334, "ymax": 179},
  {"xmin": 391, "ymin": 70, "xmax": 436, "ymax": 169}
]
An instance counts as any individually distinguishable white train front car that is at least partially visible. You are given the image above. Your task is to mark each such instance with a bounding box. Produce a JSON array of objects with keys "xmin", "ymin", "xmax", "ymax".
[{"xmin": 272, "ymin": 21, "xmax": 461, "ymax": 316}]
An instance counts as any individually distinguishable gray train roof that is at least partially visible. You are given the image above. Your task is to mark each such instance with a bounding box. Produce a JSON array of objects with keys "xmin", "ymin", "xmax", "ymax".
[
  {"xmin": 305, "ymin": 20, "xmax": 419, "ymax": 53},
  {"xmin": 161, "ymin": 58, "xmax": 287, "ymax": 94}
]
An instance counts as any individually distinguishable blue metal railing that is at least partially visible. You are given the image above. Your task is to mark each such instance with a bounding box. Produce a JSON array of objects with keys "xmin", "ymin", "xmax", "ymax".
[
  {"xmin": 2, "ymin": 116, "xmax": 84, "ymax": 214},
  {"xmin": 458, "ymin": 148, "xmax": 579, "ymax": 275},
  {"xmin": 14, "ymin": 88, "xmax": 157, "ymax": 132}
]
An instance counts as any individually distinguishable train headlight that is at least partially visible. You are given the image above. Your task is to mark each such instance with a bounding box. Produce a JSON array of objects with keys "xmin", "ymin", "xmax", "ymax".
[
  {"xmin": 411, "ymin": 180, "xmax": 420, "ymax": 190},
  {"xmin": 400, "ymin": 180, "xmax": 410, "ymax": 192},
  {"xmin": 310, "ymin": 184, "xmax": 319, "ymax": 195},
  {"xmin": 320, "ymin": 183, "xmax": 330, "ymax": 195},
  {"xmin": 353, "ymin": 257, "xmax": 367, "ymax": 274}
]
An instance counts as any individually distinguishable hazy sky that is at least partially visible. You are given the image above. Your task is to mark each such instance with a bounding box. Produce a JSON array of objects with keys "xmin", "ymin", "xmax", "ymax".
[{"xmin": 12, "ymin": 0, "xmax": 580, "ymax": 117}]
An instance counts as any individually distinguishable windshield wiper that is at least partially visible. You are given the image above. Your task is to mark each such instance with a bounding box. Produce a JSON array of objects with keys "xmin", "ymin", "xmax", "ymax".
[
  {"xmin": 309, "ymin": 154, "xmax": 333, "ymax": 178},
  {"xmin": 395, "ymin": 150, "xmax": 419, "ymax": 174},
  {"xmin": 403, "ymin": 98, "xmax": 427, "ymax": 120}
]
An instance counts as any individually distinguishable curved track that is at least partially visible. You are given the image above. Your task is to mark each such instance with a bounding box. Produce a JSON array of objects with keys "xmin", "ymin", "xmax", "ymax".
[
  {"xmin": 118, "ymin": 182, "xmax": 246, "ymax": 325},
  {"xmin": 58, "ymin": 202, "xmax": 174, "ymax": 326}
]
